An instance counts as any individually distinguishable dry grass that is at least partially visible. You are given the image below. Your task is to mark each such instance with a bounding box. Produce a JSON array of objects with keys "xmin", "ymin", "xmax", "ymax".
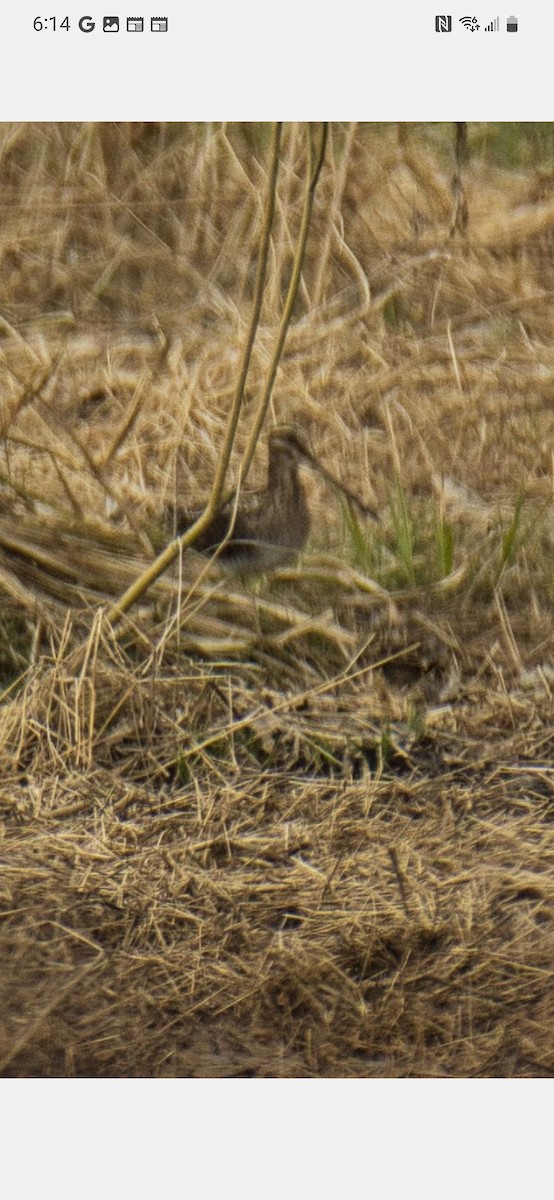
[{"xmin": 0, "ymin": 121, "xmax": 554, "ymax": 1077}]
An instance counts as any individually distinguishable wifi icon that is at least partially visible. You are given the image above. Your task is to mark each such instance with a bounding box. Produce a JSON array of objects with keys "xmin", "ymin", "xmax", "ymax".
[{"xmin": 459, "ymin": 15, "xmax": 480, "ymax": 29}]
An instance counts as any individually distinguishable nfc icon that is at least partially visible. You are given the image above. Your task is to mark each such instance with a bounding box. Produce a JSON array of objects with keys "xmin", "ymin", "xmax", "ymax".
[{"xmin": 435, "ymin": 15, "xmax": 452, "ymax": 31}]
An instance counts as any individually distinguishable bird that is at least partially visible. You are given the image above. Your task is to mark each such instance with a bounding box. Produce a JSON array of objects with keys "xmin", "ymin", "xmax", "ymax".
[{"xmin": 166, "ymin": 425, "xmax": 376, "ymax": 571}]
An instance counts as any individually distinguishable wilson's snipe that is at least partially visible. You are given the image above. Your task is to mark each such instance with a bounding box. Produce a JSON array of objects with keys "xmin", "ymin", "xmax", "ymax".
[{"xmin": 167, "ymin": 426, "xmax": 374, "ymax": 570}]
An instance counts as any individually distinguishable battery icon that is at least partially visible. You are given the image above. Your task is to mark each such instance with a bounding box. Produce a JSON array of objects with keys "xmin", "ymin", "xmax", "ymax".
[{"xmin": 507, "ymin": 14, "xmax": 518, "ymax": 30}]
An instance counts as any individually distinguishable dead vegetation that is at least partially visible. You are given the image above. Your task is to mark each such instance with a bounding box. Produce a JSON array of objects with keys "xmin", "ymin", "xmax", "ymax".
[{"xmin": 0, "ymin": 122, "xmax": 553, "ymax": 1077}]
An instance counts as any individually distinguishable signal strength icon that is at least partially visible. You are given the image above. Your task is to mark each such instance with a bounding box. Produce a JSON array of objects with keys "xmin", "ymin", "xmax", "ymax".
[
  {"xmin": 459, "ymin": 15, "xmax": 480, "ymax": 30},
  {"xmin": 484, "ymin": 15, "xmax": 499, "ymax": 29}
]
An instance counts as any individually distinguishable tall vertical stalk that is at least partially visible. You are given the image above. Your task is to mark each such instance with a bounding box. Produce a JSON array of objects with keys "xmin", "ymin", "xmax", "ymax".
[{"xmin": 106, "ymin": 123, "xmax": 283, "ymax": 625}]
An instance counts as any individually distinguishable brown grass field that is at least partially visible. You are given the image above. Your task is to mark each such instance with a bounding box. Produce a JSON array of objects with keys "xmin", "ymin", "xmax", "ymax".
[{"xmin": 0, "ymin": 121, "xmax": 553, "ymax": 1077}]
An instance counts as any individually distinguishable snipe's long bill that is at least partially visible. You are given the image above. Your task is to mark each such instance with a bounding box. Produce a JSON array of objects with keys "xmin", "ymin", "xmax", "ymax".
[{"xmin": 168, "ymin": 426, "xmax": 375, "ymax": 571}]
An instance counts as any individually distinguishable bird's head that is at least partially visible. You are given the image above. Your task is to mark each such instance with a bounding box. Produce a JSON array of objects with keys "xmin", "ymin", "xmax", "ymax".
[
  {"xmin": 267, "ymin": 425, "xmax": 314, "ymax": 470},
  {"xmin": 267, "ymin": 424, "xmax": 378, "ymax": 520}
]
